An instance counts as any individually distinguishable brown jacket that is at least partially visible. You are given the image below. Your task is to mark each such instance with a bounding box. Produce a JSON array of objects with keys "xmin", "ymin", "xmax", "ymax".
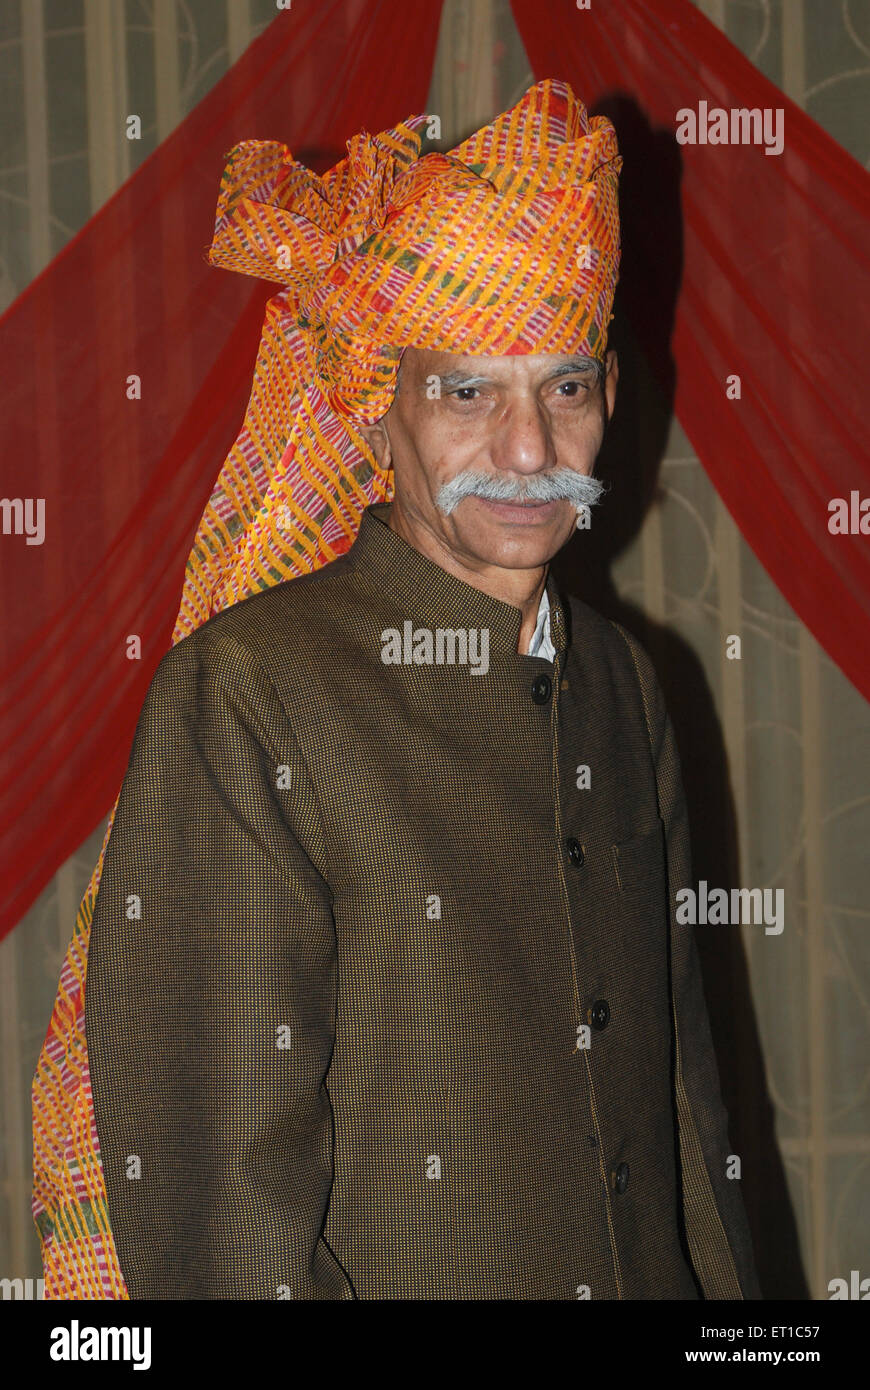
[{"xmin": 85, "ymin": 502, "xmax": 760, "ymax": 1299}]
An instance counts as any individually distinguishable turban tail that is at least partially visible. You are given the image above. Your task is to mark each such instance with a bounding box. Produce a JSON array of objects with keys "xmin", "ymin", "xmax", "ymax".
[{"xmin": 176, "ymin": 78, "xmax": 621, "ymax": 638}]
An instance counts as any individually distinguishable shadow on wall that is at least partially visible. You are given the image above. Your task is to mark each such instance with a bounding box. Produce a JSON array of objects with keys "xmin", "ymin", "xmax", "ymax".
[{"xmin": 553, "ymin": 94, "xmax": 809, "ymax": 1302}]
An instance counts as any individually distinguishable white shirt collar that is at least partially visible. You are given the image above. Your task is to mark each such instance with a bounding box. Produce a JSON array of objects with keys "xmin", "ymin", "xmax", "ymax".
[{"xmin": 525, "ymin": 585, "xmax": 556, "ymax": 661}]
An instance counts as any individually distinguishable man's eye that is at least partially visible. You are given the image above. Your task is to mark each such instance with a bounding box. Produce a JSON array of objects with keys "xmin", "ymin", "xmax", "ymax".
[
  {"xmin": 451, "ymin": 387, "xmax": 480, "ymax": 401},
  {"xmin": 557, "ymin": 379, "xmax": 588, "ymax": 397}
]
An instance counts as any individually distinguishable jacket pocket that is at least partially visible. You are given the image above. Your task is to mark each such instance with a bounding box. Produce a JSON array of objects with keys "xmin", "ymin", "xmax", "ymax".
[
  {"xmin": 611, "ymin": 823, "xmax": 667, "ymax": 914},
  {"xmin": 610, "ymin": 823, "xmax": 672, "ymax": 1056}
]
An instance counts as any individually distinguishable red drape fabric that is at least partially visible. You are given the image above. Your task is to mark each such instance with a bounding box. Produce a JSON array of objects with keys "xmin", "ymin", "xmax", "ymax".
[
  {"xmin": 0, "ymin": 0, "xmax": 443, "ymax": 940},
  {"xmin": 512, "ymin": 0, "xmax": 870, "ymax": 699}
]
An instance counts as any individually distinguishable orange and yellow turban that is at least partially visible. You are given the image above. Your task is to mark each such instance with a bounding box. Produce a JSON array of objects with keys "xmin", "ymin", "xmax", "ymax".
[{"xmin": 176, "ymin": 77, "xmax": 621, "ymax": 639}]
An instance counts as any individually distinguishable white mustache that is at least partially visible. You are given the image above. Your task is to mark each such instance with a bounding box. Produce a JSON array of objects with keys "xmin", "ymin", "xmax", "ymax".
[{"xmin": 435, "ymin": 468, "xmax": 605, "ymax": 517}]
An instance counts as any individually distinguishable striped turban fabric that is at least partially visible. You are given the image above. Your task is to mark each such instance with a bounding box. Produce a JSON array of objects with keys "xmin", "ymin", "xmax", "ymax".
[
  {"xmin": 182, "ymin": 75, "xmax": 621, "ymax": 631},
  {"xmin": 31, "ymin": 77, "xmax": 621, "ymax": 1298}
]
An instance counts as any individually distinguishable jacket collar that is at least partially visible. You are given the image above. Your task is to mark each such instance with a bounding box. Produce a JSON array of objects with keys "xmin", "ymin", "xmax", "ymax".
[{"xmin": 346, "ymin": 502, "xmax": 569, "ymax": 658}]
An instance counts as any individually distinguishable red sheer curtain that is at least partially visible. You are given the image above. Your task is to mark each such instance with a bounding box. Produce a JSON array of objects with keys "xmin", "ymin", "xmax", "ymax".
[
  {"xmin": 512, "ymin": 0, "xmax": 870, "ymax": 699},
  {"xmin": 0, "ymin": 0, "xmax": 443, "ymax": 940}
]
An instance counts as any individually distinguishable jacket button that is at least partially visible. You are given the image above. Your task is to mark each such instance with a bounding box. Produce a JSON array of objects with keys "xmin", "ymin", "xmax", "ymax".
[
  {"xmin": 612, "ymin": 1162, "xmax": 630, "ymax": 1195},
  {"xmin": 531, "ymin": 674, "xmax": 552, "ymax": 704},
  {"xmin": 589, "ymin": 999, "xmax": 610, "ymax": 1031},
  {"xmin": 566, "ymin": 837, "xmax": 584, "ymax": 867}
]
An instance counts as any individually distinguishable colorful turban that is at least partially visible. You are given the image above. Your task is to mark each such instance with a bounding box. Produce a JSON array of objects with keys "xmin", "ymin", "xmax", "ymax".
[
  {"xmin": 31, "ymin": 78, "xmax": 621, "ymax": 1299},
  {"xmin": 175, "ymin": 76, "xmax": 621, "ymax": 637}
]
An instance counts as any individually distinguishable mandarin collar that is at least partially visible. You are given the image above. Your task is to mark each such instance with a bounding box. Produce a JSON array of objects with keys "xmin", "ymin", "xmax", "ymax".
[{"xmin": 345, "ymin": 503, "xmax": 569, "ymax": 658}]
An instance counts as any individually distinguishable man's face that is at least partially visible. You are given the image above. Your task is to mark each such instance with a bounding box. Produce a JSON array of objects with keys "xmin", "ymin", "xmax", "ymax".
[{"xmin": 361, "ymin": 345, "xmax": 618, "ymax": 575}]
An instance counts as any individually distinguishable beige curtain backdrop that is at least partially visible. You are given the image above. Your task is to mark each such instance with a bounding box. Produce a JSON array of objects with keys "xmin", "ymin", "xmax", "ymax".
[{"xmin": 1, "ymin": 0, "xmax": 867, "ymax": 1299}]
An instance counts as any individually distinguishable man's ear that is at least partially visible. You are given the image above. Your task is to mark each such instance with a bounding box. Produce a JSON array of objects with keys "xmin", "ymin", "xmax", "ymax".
[
  {"xmin": 359, "ymin": 419, "xmax": 392, "ymax": 469},
  {"xmin": 603, "ymin": 348, "xmax": 618, "ymax": 424}
]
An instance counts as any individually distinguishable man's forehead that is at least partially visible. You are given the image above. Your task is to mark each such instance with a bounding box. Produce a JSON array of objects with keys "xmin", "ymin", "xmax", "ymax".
[{"xmin": 401, "ymin": 345, "xmax": 598, "ymax": 378}]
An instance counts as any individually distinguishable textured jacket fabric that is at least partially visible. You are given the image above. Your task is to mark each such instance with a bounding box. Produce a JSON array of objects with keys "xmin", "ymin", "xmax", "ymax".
[{"xmin": 85, "ymin": 502, "xmax": 761, "ymax": 1300}]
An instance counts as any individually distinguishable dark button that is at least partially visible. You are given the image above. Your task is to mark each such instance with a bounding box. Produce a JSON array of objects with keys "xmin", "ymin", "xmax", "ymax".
[
  {"xmin": 566, "ymin": 837, "xmax": 585, "ymax": 867},
  {"xmin": 589, "ymin": 999, "xmax": 610, "ymax": 1031},
  {"xmin": 531, "ymin": 674, "xmax": 552, "ymax": 704},
  {"xmin": 612, "ymin": 1162, "xmax": 630, "ymax": 1195}
]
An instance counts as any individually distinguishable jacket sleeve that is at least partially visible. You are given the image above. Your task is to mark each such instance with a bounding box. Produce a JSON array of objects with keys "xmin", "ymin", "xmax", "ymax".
[
  {"xmin": 616, "ymin": 624, "xmax": 762, "ymax": 1300},
  {"xmin": 85, "ymin": 627, "xmax": 354, "ymax": 1299}
]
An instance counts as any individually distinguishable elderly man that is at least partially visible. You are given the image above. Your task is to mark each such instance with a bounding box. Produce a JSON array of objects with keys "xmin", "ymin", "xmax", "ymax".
[{"xmin": 38, "ymin": 80, "xmax": 759, "ymax": 1300}]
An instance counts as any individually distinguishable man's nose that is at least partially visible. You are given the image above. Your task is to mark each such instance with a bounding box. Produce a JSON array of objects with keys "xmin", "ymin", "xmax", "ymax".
[{"xmin": 492, "ymin": 397, "xmax": 556, "ymax": 475}]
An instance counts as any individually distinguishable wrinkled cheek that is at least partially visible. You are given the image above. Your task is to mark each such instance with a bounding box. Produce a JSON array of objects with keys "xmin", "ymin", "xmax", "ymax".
[{"xmin": 553, "ymin": 415, "xmax": 604, "ymax": 469}]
